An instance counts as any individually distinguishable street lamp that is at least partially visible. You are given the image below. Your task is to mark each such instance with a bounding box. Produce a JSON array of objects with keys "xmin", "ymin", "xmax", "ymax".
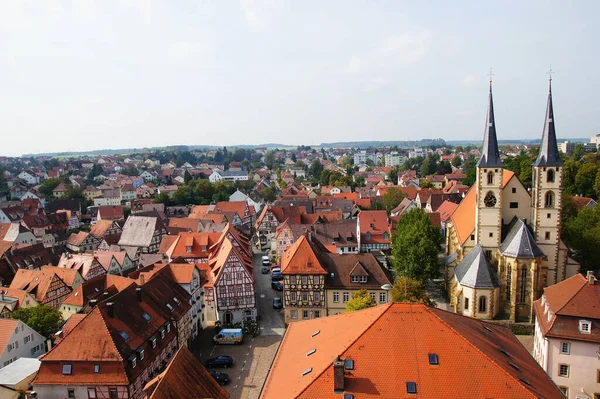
[{"xmin": 381, "ymin": 284, "xmax": 393, "ymax": 303}]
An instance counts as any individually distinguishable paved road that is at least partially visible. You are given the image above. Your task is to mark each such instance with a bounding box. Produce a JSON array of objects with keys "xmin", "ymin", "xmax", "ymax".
[
  {"xmin": 252, "ymin": 253, "xmax": 285, "ymax": 336},
  {"xmin": 190, "ymin": 249, "xmax": 285, "ymax": 399}
]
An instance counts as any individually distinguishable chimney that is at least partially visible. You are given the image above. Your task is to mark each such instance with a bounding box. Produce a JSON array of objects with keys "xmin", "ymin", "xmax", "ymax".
[
  {"xmin": 136, "ymin": 287, "xmax": 143, "ymax": 302},
  {"xmin": 333, "ymin": 356, "xmax": 345, "ymax": 393},
  {"xmin": 587, "ymin": 271, "xmax": 596, "ymax": 285},
  {"xmin": 107, "ymin": 302, "xmax": 114, "ymax": 317}
]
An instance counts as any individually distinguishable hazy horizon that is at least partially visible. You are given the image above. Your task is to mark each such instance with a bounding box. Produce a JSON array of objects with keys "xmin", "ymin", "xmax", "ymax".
[{"xmin": 1, "ymin": 1, "xmax": 599, "ymax": 157}]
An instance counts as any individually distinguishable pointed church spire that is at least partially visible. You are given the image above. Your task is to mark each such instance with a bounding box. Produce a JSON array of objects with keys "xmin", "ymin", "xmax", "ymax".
[
  {"xmin": 477, "ymin": 80, "xmax": 503, "ymax": 167},
  {"xmin": 533, "ymin": 78, "xmax": 563, "ymax": 167}
]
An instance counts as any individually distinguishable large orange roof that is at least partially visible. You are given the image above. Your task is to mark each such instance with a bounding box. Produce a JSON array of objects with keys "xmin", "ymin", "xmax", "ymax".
[
  {"xmin": 261, "ymin": 303, "xmax": 563, "ymax": 399},
  {"xmin": 144, "ymin": 346, "xmax": 229, "ymax": 399},
  {"xmin": 280, "ymin": 235, "xmax": 328, "ymax": 275}
]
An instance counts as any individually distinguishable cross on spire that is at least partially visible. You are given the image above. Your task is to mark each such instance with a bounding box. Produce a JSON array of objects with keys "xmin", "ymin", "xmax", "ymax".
[
  {"xmin": 487, "ymin": 68, "xmax": 495, "ymax": 83},
  {"xmin": 547, "ymin": 66, "xmax": 555, "ymax": 81}
]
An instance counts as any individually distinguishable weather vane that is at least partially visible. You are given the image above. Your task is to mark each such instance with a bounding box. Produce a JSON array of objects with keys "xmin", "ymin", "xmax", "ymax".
[{"xmin": 487, "ymin": 68, "xmax": 495, "ymax": 83}]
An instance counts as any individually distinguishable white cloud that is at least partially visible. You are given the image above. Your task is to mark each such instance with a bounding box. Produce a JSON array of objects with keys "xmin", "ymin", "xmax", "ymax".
[
  {"xmin": 240, "ymin": 0, "xmax": 283, "ymax": 31},
  {"xmin": 365, "ymin": 77, "xmax": 388, "ymax": 92},
  {"xmin": 447, "ymin": 38, "xmax": 461, "ymax": 57},
  {"xmin": 374, "ymin": 31, "xmax": 432, "ymax": 66},
  {"xmin": 343, "ymin": 30, "xmax": 432, "ymax": 76},
  {"xmin": 168, "ymin": 41, "xmax": 209, "ymax": 58},
  {"xmin": 462, "ymin": 74, "xmax": 479, "ymax": 87}
]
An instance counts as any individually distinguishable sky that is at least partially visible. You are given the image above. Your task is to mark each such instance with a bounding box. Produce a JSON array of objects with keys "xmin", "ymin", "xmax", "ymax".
[{"xmin": 0, "ymin": 0, "xmax": 599, "ymax": 156}]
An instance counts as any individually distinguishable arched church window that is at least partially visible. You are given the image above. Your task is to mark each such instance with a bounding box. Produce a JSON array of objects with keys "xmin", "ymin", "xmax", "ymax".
[
  {"xmin": 520, "ymin": 266, "xmax": 527, "ymax": 304},
  {"xmin": 545, "ymin": 192, "xmax": 554, "ymax": 208},
  {"xmin": 484, "ymin": 192, "xmax": 497, "ymax": 207},
  {"xmin": 478, "ymin": 296, "xmax": 487, "ymax": 313},
  {"xmin": 487, "ymin": 172, "xmax": 494, "ymax": 185},
  {"xmin": 506, "ymin": 265, "xmax": 512, "ymax": 299},
  {"xmin": 547, "ymin": 169, "xmax": 555, "ymax": 183}
]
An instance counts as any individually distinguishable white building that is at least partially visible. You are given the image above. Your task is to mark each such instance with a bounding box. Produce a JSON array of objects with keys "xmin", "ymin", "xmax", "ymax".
[
  {"xmin": 353, "ymin": 150, "xmax": 379, "ymax": 165},
  {"xmin": 209, "ymin": 170, "xmax": 249, "ymax": 183},
  {"xmin": 0, "ymin": 319, "xmax": 46, "ymax": 369},
  {"xmin": 17, "ymin": 172, "xmax": 38, "ymax": 186},
  {"xmin": 533, "ymin": 272, "xmax": 600, "ymax": 398},
  {"xmin": 385, "ymin": 151, "xmax": 406, "ymax": 167},
  {"xmin": 559, "ymin": 141, "xmax": 576, "ymax": 154},
  {"xmin": 408, "ymin": 148, "xmax": 428, "ymax": 159}
]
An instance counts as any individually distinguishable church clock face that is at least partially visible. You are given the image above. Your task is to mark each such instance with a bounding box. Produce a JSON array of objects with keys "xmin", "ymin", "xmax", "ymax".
[{"xmin": 484, "ymin": 192, "xmax": 497, "ymax": 207}]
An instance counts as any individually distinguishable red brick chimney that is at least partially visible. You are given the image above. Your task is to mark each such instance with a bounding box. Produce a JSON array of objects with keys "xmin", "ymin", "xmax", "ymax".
[{"xmin": 333, "ymin": 356, "xmax": 345, "ymax": 393}]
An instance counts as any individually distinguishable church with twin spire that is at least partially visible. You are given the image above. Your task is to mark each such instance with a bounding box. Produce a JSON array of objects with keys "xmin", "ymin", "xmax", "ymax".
[{"xmin": 445, "ymin": 79, "xmax": 580, "ymax": 322}]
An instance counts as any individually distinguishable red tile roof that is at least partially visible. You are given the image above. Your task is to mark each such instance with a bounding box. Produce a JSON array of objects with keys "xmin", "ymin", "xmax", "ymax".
[
  {"xmin": 143, "ymin": 346, "xmax": 229, "ymax": 399},
  {"xmin": 261, "ymin": 303, "xmax": 564, "ymax": 399},
  {"xmin": 281, "ymin": 235, "xmax": 328, "ymax": 275},
  {"xmin": 534, "ymin": 273, "xmax": 600, "ymax": 343}
]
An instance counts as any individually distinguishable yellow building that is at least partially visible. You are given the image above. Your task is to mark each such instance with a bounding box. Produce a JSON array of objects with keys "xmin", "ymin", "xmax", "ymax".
[{"xmin": 446, "ymin": 80, "xmax": 579, "ymax": 322}]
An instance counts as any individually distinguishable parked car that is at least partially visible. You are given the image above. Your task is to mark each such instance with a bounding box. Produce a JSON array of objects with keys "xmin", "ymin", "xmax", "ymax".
[
  {"xmin": 261, "ymin": 266, "xmax": 270, "ymax": 274},
  {"xmin": 271, "ymin": 271, "xmax": 282, "ymax": 281},
  {"xmin": 213, "ymin": 328, "xmax": 243, "ymax": 345},
  {"xmin": 273, "ymin": 297, "xmax": 283, "ymax": 309},
  {"xmin": 205, "ymin": 355, "xmax": 234, "ymax": 368},
  {"xmin": 271, "ymin": 281, "xmax": 283, "ymax": 291},
  {"xmin": 209, "ymin": 370, "xmax": 229, "ymax": 385},
  {"xmin": 262, "ymin": 256, "xmax": 271, "ymax": 266}
]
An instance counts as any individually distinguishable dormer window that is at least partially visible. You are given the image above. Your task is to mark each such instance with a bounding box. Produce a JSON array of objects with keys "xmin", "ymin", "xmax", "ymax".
[
  {"xmin": 150, "ymin": 336, "xmax": 157, "ymax": 349},
  {"xmin": 365, "ymin": 232, "xmax": 371, "ymax": 240},
  {"xmin": 547, "ymin": 310, "xmax": 553, "ymax": 322},
  {"xmin": 129, "ymin": 355, "xmax": 137, "ymax": 369},
  {"xmin": 159, "ymin": 327, "xmax": 166, "ymax": 339},
  {"xmin": 136, "ymin": 347, "xmax": 145, "ymax": 361},
  {"xmin": 579, "ymin": 320, "xmax": 591, "ymax": 334},
  {"xmin": 186, "ymin": 246, "xmax": 192, "ymax": 253},
  {"xmin": 383, "ymin": 232, "xmax": 389, "ymax": 240},
  {"xmin": 166, "ymin": 322, "xmax": 171, "ymax": 333},
  {"xmin": 351, "ymin": 276, "xmax": 368, "ymax": 283}
]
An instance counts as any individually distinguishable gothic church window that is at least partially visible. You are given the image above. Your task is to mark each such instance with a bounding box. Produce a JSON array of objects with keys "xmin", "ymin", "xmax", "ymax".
[
  {"xmin": 547, "ymin": 169, "xmax": 555, "ymax": 183},
  {"xmin": 478, "ymin": 296, "xmax": 487, "ymax": 313},
  {"xmin": 487, "ymin": 172, "xmax": 494, "ymax": 185},
  {"xmin": 545, "ymin": 192, "xmax": 554, "ymax": 208},
  {"xmin": 506, "ymin": 265, "xmax": 512, "ymax": 299},
  {"xmin": 520, "ymin": 266, "xmax": 527, "ymax": 304}
]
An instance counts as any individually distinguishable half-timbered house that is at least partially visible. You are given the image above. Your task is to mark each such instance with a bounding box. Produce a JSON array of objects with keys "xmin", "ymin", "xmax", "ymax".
[
  {"xmin": 9, "ymin": 268, "xmax": 74, "ymax": 309},
  {"xmin": 207, "ymin": 237, "xmax": 256, "ymax": 325},
  {"xmin": 57, "ymin": 253, "xmax": 107, "ymax": 280},
  {"xmin": 280, "ymin": 234, "xmax": 328, "ymax": 323}
]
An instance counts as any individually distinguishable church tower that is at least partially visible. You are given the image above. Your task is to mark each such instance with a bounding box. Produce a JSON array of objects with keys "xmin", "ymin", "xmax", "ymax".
[
  {"xmin": 475, "ymin": 81, "xmax": 504, "ymax": 259},
  {"xmin": 532, "ymin": 78, "xmax": 564, "ymax": 285}
]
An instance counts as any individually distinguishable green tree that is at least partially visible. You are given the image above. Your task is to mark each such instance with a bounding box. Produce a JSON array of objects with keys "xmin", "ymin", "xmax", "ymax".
[
  {"xmin": 265, "ymin": 151, "xmax": 276, "ymax": 170},
  {"xmin": 563, "ymin": 205, "xmax": 600, "ymax": 274},
  {"xmin": 451, "ymin": 155, "xmax": 462, "ymax": 168},
  {"xmin": 391, "ymin": 276, "xmax": 435, "ymax": 305},
  {"xmin": 259, "ymin": 187, "xmax": 276, "ymax": 202},
  {"xmin": 574, "ymin": 163, "xmax": 598, "ymax": 197},
  {"xmin": 391, "ymin": 208, "xmax": 442, "ymax": 281},
  {"xmin": 153, "ymin": 192, "xmax": 172, "ymax": 206},
  {"xmin": 308, "ymin": 159, "xmax": 323, "ymax": 179},
  {"xmin": 462, "ymin": 155, "xmax": 477, "ymax": 186},
  {"xmin": 38, "ymin": 178, "xmax": 61, "ymax": 197},
  {"xmin": 0, "ymin": 168, "xmax": 9, "ymax": 197},
  {"xmin": 346, "ymin": 289, "xmax": 377, "ymax": 312},
  {"xmin": 419, "ymin": 179, "xmax": 433, "ymax": 188},
  {"xmin": 12, "ymin": 305, "xmax": 64, "ymax": 340},
  {"xmin": 319, "ymin": 169, "xmax": 331, "ymax": 186},
  {"xmin": 184, "ymin": 170, "xmax": 193, "ymax": 185},
  {"xmin": 383, "ymin": 187, "xmax": 404, "ymax": 214},
  {"xmin": 436, "ymin": 160, "xmax": 452, "ymax": 175},
  {"xmin": 572, "ymin": 143, "xmax": 586, "ymax": 161}
]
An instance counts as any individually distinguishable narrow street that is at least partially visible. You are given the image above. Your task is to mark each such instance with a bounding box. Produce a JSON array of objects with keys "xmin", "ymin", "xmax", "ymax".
[
  {"xmin": 191, "ymin": 249, "xmax": 285, "ymax": 399},
  {"xmin": 252, "ymin": 252, "xmax": 285, "ymax": 336}
]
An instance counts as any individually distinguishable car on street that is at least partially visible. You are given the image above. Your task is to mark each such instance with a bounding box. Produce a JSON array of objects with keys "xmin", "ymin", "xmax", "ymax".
[
  {"xmin": 209, "ymin": 370, "xmax": 229, "ymax": 385},
  {"xmin": 262, "ymin": 256, "xmax": 271, "ymax": 266},
  {"xmin": 271, "ymin": 281, "xmax": 283, "ymax": 291},
  {"xmin": 205, "ymin": 355, "xmax": 234, "ymax": 368},
  {"xmin": 271, "ymin": 271, "xmax": 282, "ymax": 281},
  {"xmin": 261, "ymin": 266, "xmax": 270, "ymax": 274},
  {"xmin": 273, "ymin": 297, "xmax": 283, "ymax": 309}
]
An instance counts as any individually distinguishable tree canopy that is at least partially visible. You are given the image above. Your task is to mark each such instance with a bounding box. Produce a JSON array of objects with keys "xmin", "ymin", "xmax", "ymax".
[
  {"xmin": 391, "ymin": 276, "xmax": 435, "ymax": 305},
  {"xmin": 346, "ymin": 289, "xmax": 377, "ymax": 312},
  {"xmin": 12, "ymin": 305, "xmax": 64, "ymax": 340},
  {"xmin": 391, "ymin": 208, "xmax": 442, "ymax": 281},
  {"xmin": 383, "ymin": 187, "xmax": 404, "ymax": 214},
  {"xmin": 563, "ymin": 204, "xmax": 600, "ymax": 274}
]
